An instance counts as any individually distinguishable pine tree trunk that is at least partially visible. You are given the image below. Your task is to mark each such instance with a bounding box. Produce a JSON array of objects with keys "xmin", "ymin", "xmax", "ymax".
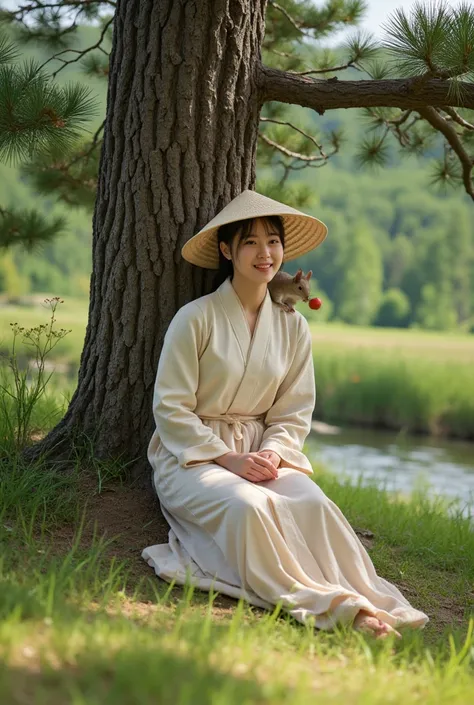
[{"xmin": 36, "ymin": 0, "xmax": 267, "ymax": 479}]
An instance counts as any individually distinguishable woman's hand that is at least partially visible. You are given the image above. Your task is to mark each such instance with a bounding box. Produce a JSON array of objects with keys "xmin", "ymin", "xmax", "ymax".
[
  {"xmin": 215, "ymin": 451, "xmax": 278, "ymax": 482},
  {"xmin": 256, "ymin": 450, "xmax": 281, "ymax": 470}
]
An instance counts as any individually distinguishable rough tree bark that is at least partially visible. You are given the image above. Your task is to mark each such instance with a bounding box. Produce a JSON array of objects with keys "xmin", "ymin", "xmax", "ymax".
[{"xmin": 37, "ymin": 0, "xmax": 268, "ymax": 475}]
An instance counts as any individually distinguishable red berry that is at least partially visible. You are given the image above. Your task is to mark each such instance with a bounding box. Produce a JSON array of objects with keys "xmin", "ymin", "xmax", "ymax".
[{"xmin": 309, "ymin": 297, "xmax": 322, "ymax": 310}]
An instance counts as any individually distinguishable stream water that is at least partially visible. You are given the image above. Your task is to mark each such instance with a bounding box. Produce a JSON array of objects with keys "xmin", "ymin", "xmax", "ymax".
[{"xmin": 306, "ymin": 423, "xmax": 474, "ymax": 519}]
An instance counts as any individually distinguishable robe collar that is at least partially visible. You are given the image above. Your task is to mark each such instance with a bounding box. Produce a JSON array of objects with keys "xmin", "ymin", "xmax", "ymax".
[{"xmin": 216, "ymin": 276, "xmax": 273, "ymax": 383}]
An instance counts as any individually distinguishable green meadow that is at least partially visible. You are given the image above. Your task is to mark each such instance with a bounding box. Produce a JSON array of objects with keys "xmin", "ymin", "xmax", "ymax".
[
  {"xmin": 0, "ymin": 296, "xmax": 473, "ymax": 704},
  {"xmin": 1, "ymin": 298, "xmax": 473, "ymax": 440},
  {"xmin": 0, "ymin": 412, "xmax": 473, "ymax": 703}
]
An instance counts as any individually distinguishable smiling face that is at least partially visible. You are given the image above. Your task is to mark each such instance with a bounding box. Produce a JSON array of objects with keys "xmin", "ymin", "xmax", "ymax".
[{"xmin": 219, "ymin": 217, "xmax": 284, "ymax": 285}]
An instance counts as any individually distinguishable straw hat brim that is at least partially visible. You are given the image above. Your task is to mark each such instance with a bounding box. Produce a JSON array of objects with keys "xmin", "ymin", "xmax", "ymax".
[{"xmin": 181, "ymin": 190, "xmax": 328, "ymax": 269}]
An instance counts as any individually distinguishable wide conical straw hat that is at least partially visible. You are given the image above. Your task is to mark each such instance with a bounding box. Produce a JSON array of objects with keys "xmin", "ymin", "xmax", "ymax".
[{"xmin": 181, "ymin": 189, "xmax": 328, "ymax": 269}]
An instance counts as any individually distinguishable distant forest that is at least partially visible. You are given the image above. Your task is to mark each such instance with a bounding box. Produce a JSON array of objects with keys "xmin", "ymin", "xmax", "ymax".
[{"xmin": 1, "ymin": 28, "xmax": 473, "ymax": 332}]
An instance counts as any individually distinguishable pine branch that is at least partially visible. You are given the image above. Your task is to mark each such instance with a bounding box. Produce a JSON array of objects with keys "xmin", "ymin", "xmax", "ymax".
[
  {"xmin": 361, "ymin": 59, "xmax": 395, "ymax": 80},
  {"xmin": 0, "ymin": 34, "xmax": 20, "ymax": 65},
  {"xmin": 267, "ymin": 48, "xmax": 294, "ymax": 60},
  {"xmin": 428, "ymin": 144, "xmax": 464, "ymax": 194},
  {"xmin": 37, "ymin": 16, "xmax": 113, "ymax": 78},
  {"xmin": 268, "ymin": 1, "xmax": 314, "ymax": 39},
  {"xmin": 381, "ymin": 1, "xmax": 452, "ymax": 78},
  {"xmin": 389, "ymin": 109, "xmax": 413, "ymax": 127},
  {"xmin": 258, "ymin": 113, "xmax": 340, "ymax": 182},
  {"xmin": 259, "ymin": 132, "xmax": 326, "ymax": 162},
  {"xmin": 0, "ymin": 205, "xmax": 67, "ymax": 248},
  {"xmin": 259, "ymin": 65, "xmax": 474, "ymax": 112},
  {"xmin": 275, "ymin": 156, "xmax": 328, "ymax": 187},
  {"xmin": 267, "ymin": 0, "xmax": 367, "ymax": 36},
  {"xmin": 355, "ymin": 129, "xmax": 391, "ymax": 170},
  {"xmin": 362, "ymin": 108, "xmax": 424, "ymax": 149},
  {"xmin": 417, "ymin": 105, "xmax": 474, "ymax": 199},
  {"xmin": 278, "ymin": 159, "xmax": 327, "ymax": 172},
  {"xmin": 67, "ymin": 118, "xmax": 104, "ymax": 166},
  {"xmin": 290, "ymin": 62, "xmax": 358, "ymax": 76},
  {"xmin": 392, "ymin": 115, "xmax": 423, "ymax": 148},
  {"xmin": 260, "ymin": 116, "xmax": 327, "ymax": 157},
  {"xmin": 12, "ymin": 1, "xmax": 116, "ymax": 10},
  {"xmin": 5, "ymin": 5, "xmax": 88, "ymax": 50},
  {"xmin": 81, "ymin": 52, "xmax": 109, "ymax": 78},
  {"xmin": 381, "ymin": 1, "xmax": 474, "ymax": 81},
  {"xmin": 21, "ymin": 135, "xmax": 101, "ymax": 209},
  {"xmin": 443, "ymin": 107, "xmax": 474, "ymax": 131},
  {"xmin": 5, "ymin": 1, "xmax": 116, "ymax": 23},
  {"xmin": 0, "ymin": 62, "xmax": 98, "ymax": 163},
  {"xmin": 264, "ymin": 0, "xmax": 367, "ymax": 54},
  {"xmin": 287, "ymin": 30, "xmax": 378, "ymax": 77},
  {"xmin": 4, "ymin": 6, "xmax": 113, "ymax": 66}
]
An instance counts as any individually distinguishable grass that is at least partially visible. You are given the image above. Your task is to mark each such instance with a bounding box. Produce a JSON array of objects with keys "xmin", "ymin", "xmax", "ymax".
[
  {"xmin": 0, "ymin": 297, "xmax": 87, "ymax": 367},
  {"xmin": 0, "ymin": 348, "xmax": 473, "ymax": 702},
  {"xmin": 301, "ymin": 312, "xmax": 474, "ymax": 440},
  {"xmin": 0, "ymin": 451, "xmax": 473, "ymax": 704},
  {"xmin": 312, "ymin": 348, "xmax": 474, "ymax": 440},
  {"xmin": 0, "ymin": 298, "xmax": 473, "ymax": 701},
  {"xmin": 0, "ymin": 385, "xmax": 473, "ymax": 702},
  {"xmin": 309, "ymin": 320, "xmax": 474, "ymax": 364}
]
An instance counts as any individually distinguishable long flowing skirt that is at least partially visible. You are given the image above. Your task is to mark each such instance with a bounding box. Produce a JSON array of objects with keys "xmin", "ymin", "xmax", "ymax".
[{"xmin": 143, "ymin": 458, "xmax": 428, "ymax": 631}]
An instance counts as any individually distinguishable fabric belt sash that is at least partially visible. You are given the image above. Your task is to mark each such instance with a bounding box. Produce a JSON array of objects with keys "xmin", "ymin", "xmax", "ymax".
[{"xmin": 199, "ymin": 413, "xmax": 265, "ymax": 441}]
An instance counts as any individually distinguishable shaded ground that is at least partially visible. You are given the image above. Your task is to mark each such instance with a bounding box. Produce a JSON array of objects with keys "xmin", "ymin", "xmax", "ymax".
[{"xmin": 47, "ymin": 474, "xmax": 245, "ymax": 614}]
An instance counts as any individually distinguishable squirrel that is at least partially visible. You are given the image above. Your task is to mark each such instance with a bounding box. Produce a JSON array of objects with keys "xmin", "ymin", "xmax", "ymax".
[{"xmin": 267, "ymin": 268, "xmax": 312, "ymax": 313}]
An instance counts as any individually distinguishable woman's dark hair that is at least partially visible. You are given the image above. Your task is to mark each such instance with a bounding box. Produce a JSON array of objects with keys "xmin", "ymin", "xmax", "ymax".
[{"xmin": 211, "ymin": 216, "xmax": 285, "ymax": 291}]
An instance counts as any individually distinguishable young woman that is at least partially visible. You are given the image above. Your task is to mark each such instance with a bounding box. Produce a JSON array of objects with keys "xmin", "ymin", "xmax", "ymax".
[{"xmin": 142, "ymin": 190, "xmax": 428, "ymax": 638}]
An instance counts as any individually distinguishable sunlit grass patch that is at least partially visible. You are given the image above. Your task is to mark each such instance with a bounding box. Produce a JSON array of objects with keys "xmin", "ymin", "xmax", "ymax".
[
  {"xmin": 0, "ymin": 575, "xmax": 472, "ymax": 705},
  {"xmin": 0, "ymin": 456, "xmax": 472, "ymax": 703}
]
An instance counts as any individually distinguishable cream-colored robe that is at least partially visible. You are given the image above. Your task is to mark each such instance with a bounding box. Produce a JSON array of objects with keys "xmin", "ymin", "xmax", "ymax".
[{"xmin": 142, "ymin": 277, "xmax": 428, "ymax": 631}]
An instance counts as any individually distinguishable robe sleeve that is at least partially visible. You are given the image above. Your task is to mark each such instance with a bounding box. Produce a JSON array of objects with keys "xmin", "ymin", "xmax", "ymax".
[
  {"xmin": 259, "ymin": 314, "xmax": 315, "ymax": 475},
  {"xmin": 151, "ymin": 302, "xmax": 233, "ymax": 468}
]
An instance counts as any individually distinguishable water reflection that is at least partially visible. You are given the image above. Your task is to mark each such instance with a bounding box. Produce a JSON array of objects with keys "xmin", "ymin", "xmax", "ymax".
[{"xmin": 306, "ymin": 423, "xmax": 474, "ymax": 519}]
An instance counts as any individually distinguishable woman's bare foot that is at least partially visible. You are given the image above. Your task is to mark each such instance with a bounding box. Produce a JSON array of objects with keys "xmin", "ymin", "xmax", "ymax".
[{"xmin": 353, "ymin": 611, "xmax": 402, "ymax": 640}]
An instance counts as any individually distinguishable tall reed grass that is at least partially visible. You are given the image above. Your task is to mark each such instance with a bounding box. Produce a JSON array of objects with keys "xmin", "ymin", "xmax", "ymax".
[{"xmin": 313, "ymin": 348, "xmax": 474, "ymax": 440}]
